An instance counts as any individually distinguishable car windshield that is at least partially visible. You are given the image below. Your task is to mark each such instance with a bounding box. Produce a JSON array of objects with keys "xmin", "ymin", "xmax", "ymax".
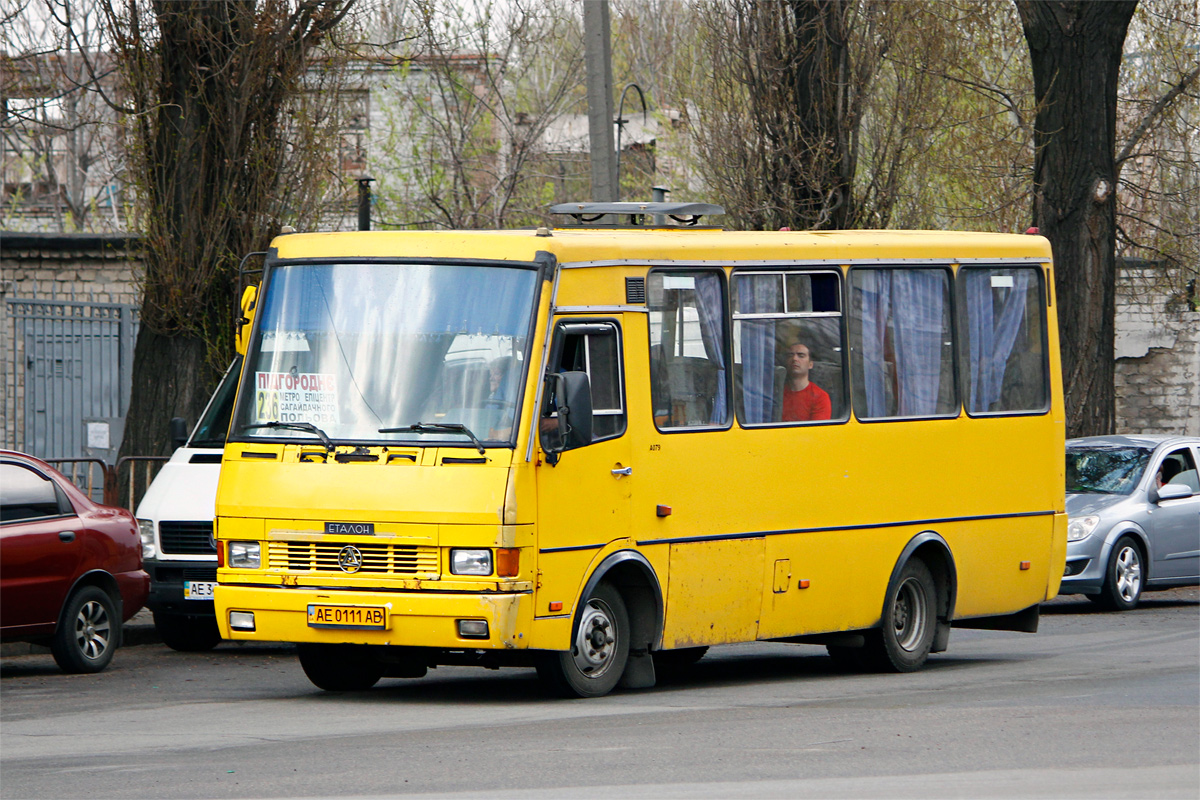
[
  {"xmin": 189, "ymin": 356, "xmax": 242, "ymax": 448},
  {"xmin": 1065, "ymin": 446, "xmax": 1152, "ymax": 495},
  {"xmin": 233, "ymin": 262, "xmax": 539, "ymax": 448}
]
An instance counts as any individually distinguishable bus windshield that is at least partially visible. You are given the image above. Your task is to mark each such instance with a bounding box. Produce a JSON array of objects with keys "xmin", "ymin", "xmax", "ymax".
[
  {"xmin": 1065, "ymin": 446, "xmax": 1152, "ymax": 495},
  {"xmin": 233, "ymin": 262, "xmax": 539, "ymax": 448}
]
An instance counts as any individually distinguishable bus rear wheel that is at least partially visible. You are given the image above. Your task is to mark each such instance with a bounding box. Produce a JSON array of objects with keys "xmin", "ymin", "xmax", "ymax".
[
  {"xmin": 538, "ymin": 583, "xmax": 629, "ymax": 698},
  {"xmin": 868, "ymin": 558, "xmax": 936, "ymax": 672},
  {"xmin": 298, "ymin": 643, "xmax": 383, "ymax": 691}
]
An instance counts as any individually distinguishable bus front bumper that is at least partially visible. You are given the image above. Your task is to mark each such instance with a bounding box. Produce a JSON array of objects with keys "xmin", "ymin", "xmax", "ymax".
[{"xmin": 214, "ymin": 585, "xmax": 532, "ymax": 650}]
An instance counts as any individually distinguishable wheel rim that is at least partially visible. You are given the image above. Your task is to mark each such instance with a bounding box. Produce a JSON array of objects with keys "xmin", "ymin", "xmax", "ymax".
[
  {"xmin": 1114, "ymin": 544, "xmax": 1142, "ymax": 603},
  {"xmin": 73, "ymin": 600, "xmax": 112, "ymax": 661},
  {"xmin": 571, "ymin": 598, "xmax": 619, "ymax": 679},
  {"xmin": 891, "ymin": 577, "xmax": 928, "ymax": 652}
]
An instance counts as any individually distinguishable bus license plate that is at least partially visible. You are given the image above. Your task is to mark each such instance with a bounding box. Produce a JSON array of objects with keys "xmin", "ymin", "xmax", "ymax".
[
  {"xmin": 184, "ymin": 581, "xmax": 215, "ymax": 600},
  {"xmin": 307, "ymin": 604, "xmax": 388, "ymax": 629}
]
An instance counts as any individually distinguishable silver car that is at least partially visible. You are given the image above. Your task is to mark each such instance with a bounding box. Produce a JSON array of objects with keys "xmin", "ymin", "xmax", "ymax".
[{"xmin": 1061, "ymin": 435, "xmax": 1200, "ymax": 610}]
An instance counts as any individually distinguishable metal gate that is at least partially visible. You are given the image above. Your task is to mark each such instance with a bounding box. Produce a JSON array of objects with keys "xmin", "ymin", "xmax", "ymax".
[{"xmin": 4, "ymin": 297, "xmax": 138, "ymax": 460}]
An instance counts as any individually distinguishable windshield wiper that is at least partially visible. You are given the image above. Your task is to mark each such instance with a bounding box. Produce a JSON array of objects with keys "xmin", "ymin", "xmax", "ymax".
[
  {"xmin": 241, "ymin": 421, "xmax": 334, "ymax": 452},
  {"xmin": 378, "ymin": 422, "xmax": 486, "ymax": 455}
]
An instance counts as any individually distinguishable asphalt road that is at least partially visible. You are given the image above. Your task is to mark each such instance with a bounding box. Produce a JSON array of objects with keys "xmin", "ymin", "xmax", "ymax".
[{"xmin": 2, "ymin": 589, "xmax": 1197, "ymax": 800}]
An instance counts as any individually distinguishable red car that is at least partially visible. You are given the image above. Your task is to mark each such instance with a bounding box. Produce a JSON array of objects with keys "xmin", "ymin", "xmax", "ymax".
[{"xmin": 1, "ymin": 450, "xmax": 149, "ymax": 673}]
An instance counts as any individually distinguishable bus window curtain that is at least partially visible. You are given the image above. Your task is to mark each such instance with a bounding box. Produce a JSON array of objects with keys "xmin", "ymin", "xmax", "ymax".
[
  {"xmin": 694, "ymin": 272, "xmax": 728, "ymax": 425},
  {"xmin": 891, "ymin": 270, "xmax": 946, "ymax": 417},
  {"xmin": 858, "ymin": 269, "xmax": 946, "ymax": 418},
  {"xmin": 740, "ymin": 274, "xmax": 779, "ymax": 424},
  {"xmin": 966, "ymin": 269, "xmax": 1030, "ymax": 412},
  {"xmin": 859, "ymin": 270, "xmax": 892, "ymax": 417}
]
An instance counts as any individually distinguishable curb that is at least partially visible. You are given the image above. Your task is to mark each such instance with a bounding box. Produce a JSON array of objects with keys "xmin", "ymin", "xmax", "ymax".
[{"xmin": 1, "ymin": 608, "xmax": 160, "ymax": 658}]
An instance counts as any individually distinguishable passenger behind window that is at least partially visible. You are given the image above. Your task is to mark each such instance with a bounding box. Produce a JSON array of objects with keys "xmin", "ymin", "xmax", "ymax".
[
  {"xmin": 484, "ymin": 356, "xmax": 518, "ymax": 438},
  {"xmin": 781, "ymin": 341, "xmax": 831, "ymax": 422}
]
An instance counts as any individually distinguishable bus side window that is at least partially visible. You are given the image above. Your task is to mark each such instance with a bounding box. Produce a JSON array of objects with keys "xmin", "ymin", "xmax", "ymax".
[
  {"xmin": 731, "ymin": 270, "xmax": 846, "ymax": 425},
  {"xmin": 849, "ymin": 267, "xmax": 957, "ymax": 419},
  {"xmin": 647, "ymin": 270, "xmax": 730, "ymax": 430},
  {"xmin": 958, "ymin": 267, "xmax": 1049, "ymax": 415},
  {"xmin": 541, "ymin": 322, "xmax": 626, "ymax": 445}
]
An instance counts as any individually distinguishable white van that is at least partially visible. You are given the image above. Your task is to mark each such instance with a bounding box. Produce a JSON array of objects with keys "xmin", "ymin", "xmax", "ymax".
[{"xmin": 135, "ymin": 358, "xmax": 240, "ymax": 651}]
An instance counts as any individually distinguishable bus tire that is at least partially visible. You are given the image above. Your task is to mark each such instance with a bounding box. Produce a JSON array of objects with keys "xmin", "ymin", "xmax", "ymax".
[
  {"xmin": 297, "ymin": 643, "xmax": 383, "ymax": 691},
  {"xmin": 1091, "ymin": 536, "xmax": 1143, "ymax": 611},
  {"xmin": 869, "ymin": 558, "xmax": 936, "ymax": 673},
  {"xmin": 538, "ymin": 583, "xmax": 630, "ymax": 698}
]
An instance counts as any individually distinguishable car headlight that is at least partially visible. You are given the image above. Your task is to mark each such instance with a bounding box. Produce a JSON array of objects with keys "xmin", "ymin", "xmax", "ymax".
[
  {"xmin": 450, "ymin": 548, "xmax": 492, "ymax": 576},
  {"xmin": 228, "ymin": 541, "xmax": 261, "ymax": 569},
  {"xmin": 137, "ymin": 519, "xmax": 157, "ymax": 559},
  {"xmin": 1067, "ymin": 515, "xmax": 1101, "ymax": 542}
]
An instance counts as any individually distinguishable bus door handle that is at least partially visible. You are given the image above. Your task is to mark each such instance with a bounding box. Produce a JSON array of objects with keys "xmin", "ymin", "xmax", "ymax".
[{"xmin": 611, "ymin": 466, "xmax": 632, "ymax": 479}]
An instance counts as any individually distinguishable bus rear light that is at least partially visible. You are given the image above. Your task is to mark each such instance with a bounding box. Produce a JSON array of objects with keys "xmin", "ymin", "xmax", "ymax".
[{"xmin": 496, "ymin": 548, "xmax": 519, "ymax": 577}]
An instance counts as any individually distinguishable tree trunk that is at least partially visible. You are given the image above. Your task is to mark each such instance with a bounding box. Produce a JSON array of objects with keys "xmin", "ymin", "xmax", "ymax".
[
  {"xmin": 120, "ymin": 329, "xmax": 216, "ymax": 459},
  {"xmin": 1015, "ymin": 0, "xmax": 1137, "ymax": 437}
]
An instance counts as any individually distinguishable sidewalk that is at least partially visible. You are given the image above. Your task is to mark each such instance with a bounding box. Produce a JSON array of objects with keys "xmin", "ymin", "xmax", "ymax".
[{"xmin": 1, "ymin": 607, "xmax": 159, "ymax": 657}]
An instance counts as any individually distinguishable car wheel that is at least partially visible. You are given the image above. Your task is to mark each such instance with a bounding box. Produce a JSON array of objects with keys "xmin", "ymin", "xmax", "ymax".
[
  {"xmin": 865, "ymin": 558, "xmax": 936, "ymax": 673},
  {"xmin": 1093, "ymin": 536, "xmax": 1143, "ymax": 611},
  {"xmin": 51, "ymin": 585, "xmax": 119, "ymax": 674},
  {"xmin": 154, "ymin": 612, "xmax": 221, "ymax": 652},
  {"xmin": 537, "ymin": 583, "xmax": 629, "ymax": 698},
  {"xmin": 297, "ymin": 643, "xmax": 383, "ymax": 691}
]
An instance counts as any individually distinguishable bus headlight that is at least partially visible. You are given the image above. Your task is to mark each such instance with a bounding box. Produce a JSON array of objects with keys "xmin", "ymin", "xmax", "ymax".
[
  {"xmin": 137, "ymin": 519, "xmax": 157, "ymax": 559},
  {"xmin": 228, "ymin": 541, "xmax": 261, "ymax": 569},
  {"xmin": 1067, "ymin": 515, "xmax": 1100, "ymax": 542},
  {"xmin": 450, "ymin": 549, "xmax": 492, "ymax": 576}
]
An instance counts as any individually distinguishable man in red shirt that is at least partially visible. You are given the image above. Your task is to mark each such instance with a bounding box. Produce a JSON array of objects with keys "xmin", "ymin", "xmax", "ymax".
[{"xmin": 781, "ymin": 342, "xmax": 831, "ymax": 422}]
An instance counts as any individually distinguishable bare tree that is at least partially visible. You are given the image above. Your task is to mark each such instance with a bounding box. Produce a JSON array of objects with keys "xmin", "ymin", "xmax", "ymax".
[
  {"xmin": 58, "ymin": 0, "xmax": 359, "ymax": 460},
  {"xmin": 1015, "ymin": 0, "xmax": 1138, "ymax": 437},
  {"xmin": 2, "ymin": 0, "xmax": 127, "ymax": 232},
  {"xmin": 371, "ymin": 0, "xmax": 585, "ymax": 230},
  {"xmin": 1114, "ymin": 0, "xmax": 1199, "ymax": 307},
  {"xmin": 690, "ymin": 0, "xmax": 880, "ymax": 231}
]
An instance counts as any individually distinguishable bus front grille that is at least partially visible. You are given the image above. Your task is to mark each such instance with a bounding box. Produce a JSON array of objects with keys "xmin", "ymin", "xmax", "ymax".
[{"xmin": 266, "ymin": 541, "xmax": 439, "ymax": 576}]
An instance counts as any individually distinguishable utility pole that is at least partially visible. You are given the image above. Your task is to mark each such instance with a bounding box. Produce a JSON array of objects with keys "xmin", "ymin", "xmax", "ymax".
[{"xmin": 584, "ymin": 0, "xmax": 616, "ymax": 202}]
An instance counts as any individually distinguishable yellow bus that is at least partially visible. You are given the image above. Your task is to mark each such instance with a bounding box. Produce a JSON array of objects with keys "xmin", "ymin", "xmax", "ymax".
[{"xmin": 213, "ymin": 202, "xmax": 1066, "ymax": 697}]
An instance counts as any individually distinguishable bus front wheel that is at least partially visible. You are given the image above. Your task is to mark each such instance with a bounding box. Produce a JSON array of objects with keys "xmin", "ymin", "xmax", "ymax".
[
  {"xmin": 298, "ymin": 643, "xmax": 383, "ymax": 691},
  {"xmin": 869, "ymin": 558, "xmax": 936, "ymax": 672},
  {"xmin": 538, "ymin": 583, "xmax": 630, "ymax": 698}
]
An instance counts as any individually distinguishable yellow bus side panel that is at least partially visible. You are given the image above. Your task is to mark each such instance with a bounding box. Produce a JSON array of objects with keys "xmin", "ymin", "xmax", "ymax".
[
  {"xmin": 758, "ymin": 531, "xmax": 893, "ymax": 639},
  {"xmin": 662, "ymin": 538, "xmax": 765, "ymax": 648}
]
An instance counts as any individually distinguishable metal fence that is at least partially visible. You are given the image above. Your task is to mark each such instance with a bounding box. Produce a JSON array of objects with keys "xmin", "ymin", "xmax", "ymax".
[{"xmin": 4, "ymin": 296, "xmax": 138, "ymax": 460}]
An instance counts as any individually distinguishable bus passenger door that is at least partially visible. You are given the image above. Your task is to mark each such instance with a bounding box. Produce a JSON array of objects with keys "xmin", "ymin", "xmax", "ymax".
[{"xmin": 534, "ymin": 320, "xmax": 632, "ymax": 621}]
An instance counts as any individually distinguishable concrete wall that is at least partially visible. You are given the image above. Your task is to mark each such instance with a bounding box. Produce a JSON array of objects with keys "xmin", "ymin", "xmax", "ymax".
[{"xmin": 1114, "ymin": 262, "xmax": 1200, "ymax": 436}]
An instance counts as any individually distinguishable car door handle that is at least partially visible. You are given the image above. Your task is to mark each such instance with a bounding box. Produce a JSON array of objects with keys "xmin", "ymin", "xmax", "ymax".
[
  {"xmin": 58, "ymin": 531, "xmax": 75, "ymax": 543},
  {"xmin": 611, "ymin": 467, "xmax": 632, "ymax": 478}
]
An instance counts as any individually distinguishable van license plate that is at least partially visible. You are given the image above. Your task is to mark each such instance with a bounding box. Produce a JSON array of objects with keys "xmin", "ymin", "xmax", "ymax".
[
  {"xmin": 184, "ymin": 581, "xmax": 215, "ymax": 600},
  {"xmin": 307, "ymin": 605, "xmax": 388, "ymax": 629}
]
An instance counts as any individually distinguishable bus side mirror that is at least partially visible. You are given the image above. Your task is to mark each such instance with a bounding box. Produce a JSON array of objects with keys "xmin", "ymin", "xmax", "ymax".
[
  {"xmin": 235, "ymin": 284, "xmax": 258, "ymax": 355},
  {"xmin": 541, "ymin": 371, "xmax": 593, "ymax": 463},
  {"xmin": 169, "ymin": 417, "xmax": 189, "ymax": 450}
]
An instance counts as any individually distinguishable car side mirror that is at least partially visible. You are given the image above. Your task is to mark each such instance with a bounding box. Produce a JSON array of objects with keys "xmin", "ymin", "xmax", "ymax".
[
  {"xmin": 541, "ymin": 371, "xmax": 593, "ymax": 463},
  {"xmin": 169, "ymin": 417, "xmax": 189, "ymax": 451},
  {"xmin": 1154, "ymin": 483, "xmax": 1193, "ymax": 502}
]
